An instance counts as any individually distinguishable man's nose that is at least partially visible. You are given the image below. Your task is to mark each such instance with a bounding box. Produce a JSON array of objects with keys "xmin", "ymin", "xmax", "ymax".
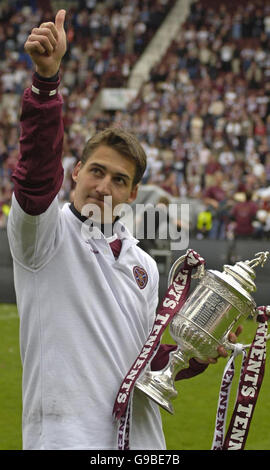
[{"xmin": 95, "ymin": 175, "xmax": 112, "ymax": 196}]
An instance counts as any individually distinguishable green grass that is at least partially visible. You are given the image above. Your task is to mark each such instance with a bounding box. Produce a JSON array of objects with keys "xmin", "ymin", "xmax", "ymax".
[
  {"xmin": 161, "ymin": 320, "xmax": 270, "ymax": 450},
  {"xmin": 0, "ymin": 303, "xmax": 269, "ymax": 450},
  {"xmin": 0, "ymin": 304, "xmax": 22, "ymax": 450}
]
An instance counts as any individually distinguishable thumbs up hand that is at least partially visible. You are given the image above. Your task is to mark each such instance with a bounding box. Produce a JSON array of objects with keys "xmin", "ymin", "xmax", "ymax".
[{"xmin": 24, "ymin": 10, "xmax": 67, "ymax": 78}]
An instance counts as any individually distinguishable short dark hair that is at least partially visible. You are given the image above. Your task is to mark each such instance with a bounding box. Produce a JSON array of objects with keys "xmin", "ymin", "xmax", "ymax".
[{"xmin": 81, "ymin": 127, "xmax": 147, "ymax": 186}]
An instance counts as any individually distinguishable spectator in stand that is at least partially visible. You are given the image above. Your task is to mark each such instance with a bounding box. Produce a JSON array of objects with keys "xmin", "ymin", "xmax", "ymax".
[
  {"xmin": 160, "ymin": 170, "xmax": 180, "ymax": 197},
  {"xmin": 230, "ymin": 191, "xmax": 258, "ymax": 238},
  {"xmin": 218, "ymin": 145, "xmax": 235, "ymax": 172},
  {"xmin": 203, "ymin": 171, "xmax": 229, "ymax": 239}
]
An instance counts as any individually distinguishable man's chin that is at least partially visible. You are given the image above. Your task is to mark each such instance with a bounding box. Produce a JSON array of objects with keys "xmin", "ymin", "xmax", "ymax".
[
  {"xmin": 85, "ymin": 196, "xmax": 104, "ymax": 206},
  {"xmin": 79, "ymin": 197, "xmax": 118, "ymax": 224}
]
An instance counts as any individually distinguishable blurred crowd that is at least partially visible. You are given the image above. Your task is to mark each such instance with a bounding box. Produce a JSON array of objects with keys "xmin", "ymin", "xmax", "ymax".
[
  {"xmin": 1, "ymin": 0, "xmax": 270, "ymax": 242},
  {"xmin": 0, "ymin": 0, "xmax": 175, "ymax": 224}
]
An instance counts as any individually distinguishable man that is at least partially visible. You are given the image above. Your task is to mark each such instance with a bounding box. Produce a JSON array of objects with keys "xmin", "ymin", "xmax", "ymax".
[
  {"xmin": 203, "ymin": 171, "xmax": 229, "ymax": 240},
  {"xmin": 8, "ymin": 10, "xmax": 239, "ymax": 450},
  {"xmin": 230, "ymin": 191, "xmax": 258, "ymax": 238}
]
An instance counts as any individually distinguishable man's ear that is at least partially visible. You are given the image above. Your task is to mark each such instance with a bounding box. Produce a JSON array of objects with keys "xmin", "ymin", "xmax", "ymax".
[
  {"xmin": 127, "ymin": 184, "xmax": 139, "ymax": 204},
  {"xmin": 72, "ymin": 161, "xmax": 82, "ymax": 183}
]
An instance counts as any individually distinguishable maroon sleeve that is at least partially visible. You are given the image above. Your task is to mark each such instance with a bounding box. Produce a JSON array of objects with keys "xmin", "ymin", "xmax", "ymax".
[
  {"xmin": 12, "ymin": 74, "xmax": 64, "ymax": 215},
  {"xmin": 151, "ymin": 343, "xmax": 208, "ymax": 380},
  {"xmin": 203, "ymin": 187, "xmax": 212, "ymax": 198}
]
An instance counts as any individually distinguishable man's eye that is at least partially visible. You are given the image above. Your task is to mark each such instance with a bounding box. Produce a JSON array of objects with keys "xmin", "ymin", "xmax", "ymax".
[
  {"xmin": 114, "ymin": 177, "xmax": 126, "ymax": 185},
  {"xmin": 91, "ymin": 168, "xmax": 102, "ymax": 175}
]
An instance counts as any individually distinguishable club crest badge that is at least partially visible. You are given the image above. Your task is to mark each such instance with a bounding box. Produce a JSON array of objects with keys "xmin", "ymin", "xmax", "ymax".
[{"xmin": 133, "ymin": 266, "xmax": 148, "ymax": 289}]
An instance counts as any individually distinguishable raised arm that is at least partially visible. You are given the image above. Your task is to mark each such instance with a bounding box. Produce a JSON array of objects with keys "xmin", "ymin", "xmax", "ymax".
[
  {"xmin": 25, "ymin": 9, "xmax": 66, "ymax": 79},
  {"xmin": 12, "ymin": 10, "xmax": 67, "ymax": 215}
]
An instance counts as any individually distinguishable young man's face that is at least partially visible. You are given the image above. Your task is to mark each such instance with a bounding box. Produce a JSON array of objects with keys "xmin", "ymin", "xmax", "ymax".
[{"xmin": 72, "ymin": 145, "xmax": 139, "ymax": 223}]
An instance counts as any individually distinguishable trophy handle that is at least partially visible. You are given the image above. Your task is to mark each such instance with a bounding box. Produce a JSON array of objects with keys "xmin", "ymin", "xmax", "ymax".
[
  {"xmin": 222, "ymin": 335, "xmax": 245, "ymax": 352},
  {"xmin": 168, "ymin": 254, "xmax": 205, "ymax": 287},
  {"xmin": 222, "ymin": 311, "xmax": 270, "ymax": 351}
]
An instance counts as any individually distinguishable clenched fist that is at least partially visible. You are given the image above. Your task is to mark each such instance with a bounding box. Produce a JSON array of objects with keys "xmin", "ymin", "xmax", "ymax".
[{"xmin": 24, "ymin": 9, "xmax": 67, "ymax": 78}]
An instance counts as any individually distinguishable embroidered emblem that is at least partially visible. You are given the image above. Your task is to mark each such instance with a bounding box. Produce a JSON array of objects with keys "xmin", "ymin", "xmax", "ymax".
[{"xmin": 133, "ymin": 266, "xmax": 148, "ymax": 289}]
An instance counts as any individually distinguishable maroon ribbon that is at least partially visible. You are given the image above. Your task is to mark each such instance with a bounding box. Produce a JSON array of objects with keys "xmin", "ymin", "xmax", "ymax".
[
  {"xmin": 113, "ymin": 249, "xmax": 205, "ymax": 449},
  {"xmin": 212, "ymin": 306, "xmax": 269, "ymax": 450},
  {"xmin": 211, "ymin": 344, "xmax": 247, "ymax": 450},
  {"xmin": 223, "ymin": 307, "xmax": 268, "ymax": 450}
]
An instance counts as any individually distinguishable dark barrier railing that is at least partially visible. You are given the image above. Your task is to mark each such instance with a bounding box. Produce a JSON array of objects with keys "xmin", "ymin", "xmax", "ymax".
[
  {"xmin": 0, "ymin": 228, "xmax": 269, "ymax": 305},
  {"xmin": 0, "ymin": 228, "xmax": 16, "ymax": 303}
]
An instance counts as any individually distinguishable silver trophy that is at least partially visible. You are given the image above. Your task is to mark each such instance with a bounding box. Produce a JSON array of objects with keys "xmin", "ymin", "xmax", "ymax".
[{"xmin": 135, "ymin": 251, "xmax": 269, "ymax": 414}]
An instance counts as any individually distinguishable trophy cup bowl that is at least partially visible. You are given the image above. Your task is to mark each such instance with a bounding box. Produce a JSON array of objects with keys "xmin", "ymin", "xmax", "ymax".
[{"xmin": 135, "ymin": 251, "xmax": 269, "ymax": 414}]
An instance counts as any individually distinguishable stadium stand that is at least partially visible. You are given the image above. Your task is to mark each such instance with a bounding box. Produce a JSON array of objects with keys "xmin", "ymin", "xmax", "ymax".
[
  {"xmin": 0, "ymin": 0, "xmax": 178, "ymax": 224},
  {"xmin": 1, "ymin": 0, "xmax": 270, "ymax": 302},
  {"xmin": 1, "ymin": 0, "xmax": 270, "ymax": 238}
]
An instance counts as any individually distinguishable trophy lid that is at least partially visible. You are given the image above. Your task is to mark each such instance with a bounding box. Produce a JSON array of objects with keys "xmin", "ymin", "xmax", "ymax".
[{"xmin": 223, "ymin": 251, "xmax": 269, "ymax": 293}]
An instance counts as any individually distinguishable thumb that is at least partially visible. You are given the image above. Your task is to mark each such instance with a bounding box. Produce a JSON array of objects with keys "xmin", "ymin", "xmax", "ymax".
[{"xmin": 55, "ymin": 9, "xmax": 66, "ymax": 31}]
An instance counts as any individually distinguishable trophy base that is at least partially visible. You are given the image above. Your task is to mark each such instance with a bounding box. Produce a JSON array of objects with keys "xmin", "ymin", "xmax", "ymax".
[{"xmin": 135, "ymin": 373, "xmax": 176, "ymax": 415}]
